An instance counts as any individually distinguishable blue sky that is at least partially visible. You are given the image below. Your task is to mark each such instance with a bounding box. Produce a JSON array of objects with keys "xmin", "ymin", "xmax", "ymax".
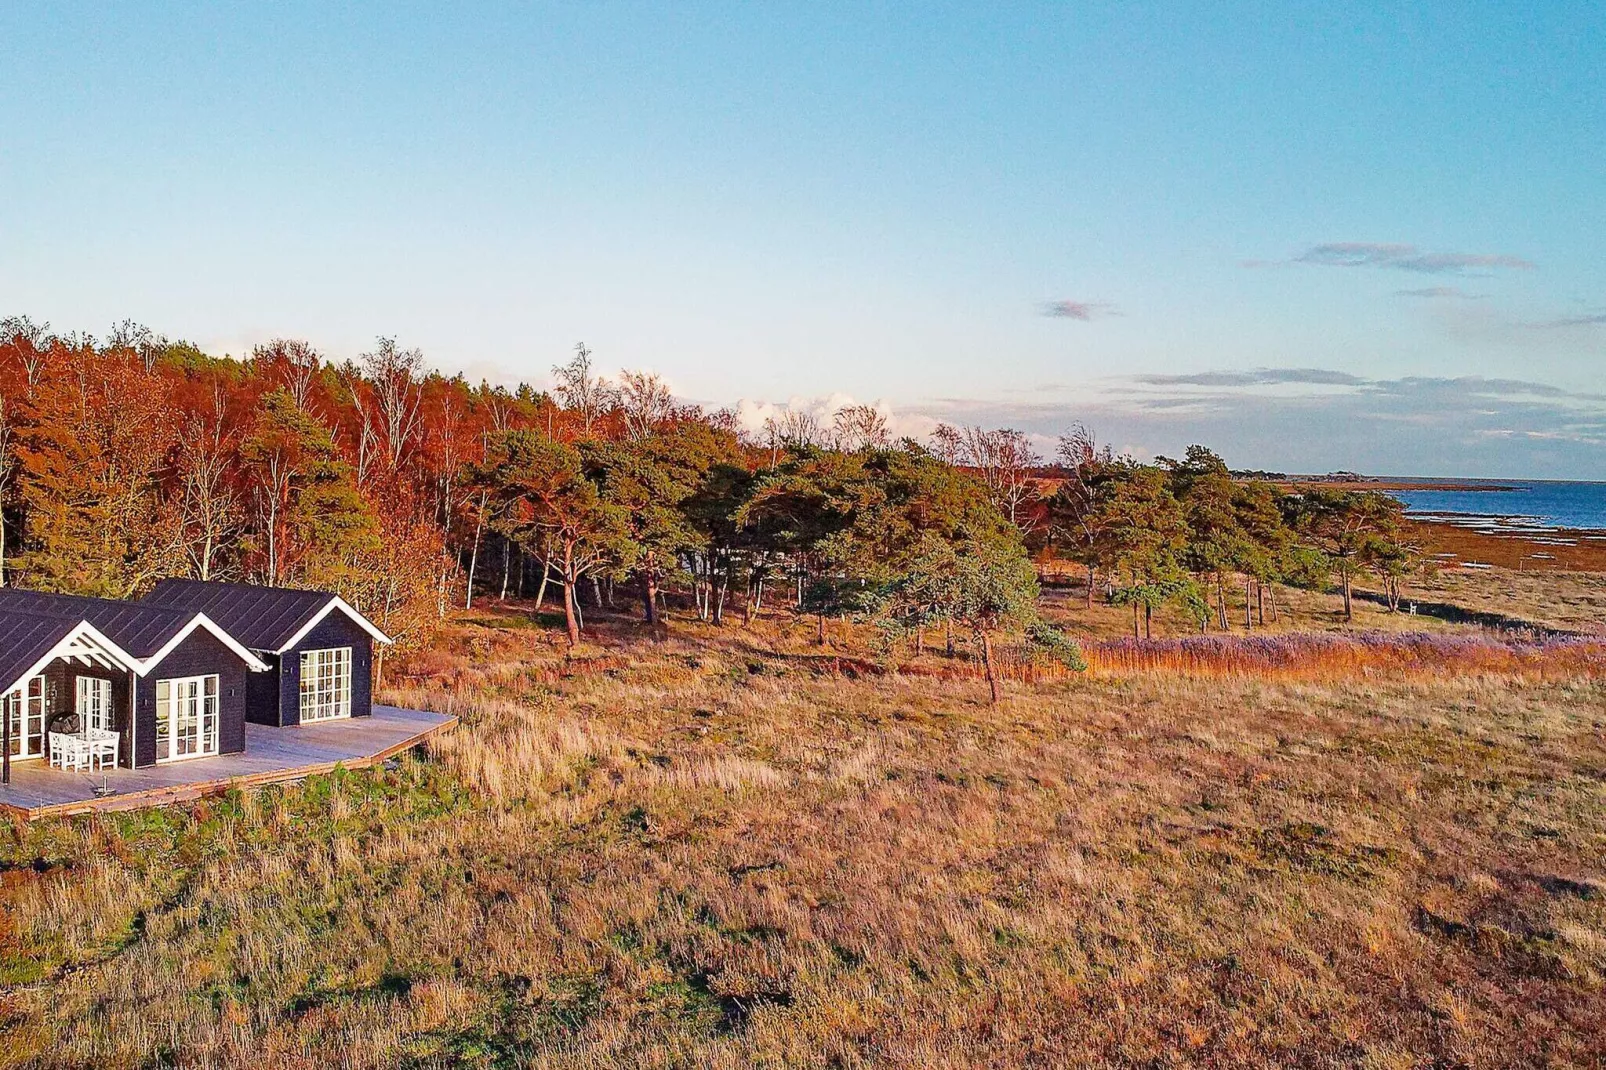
[{"xmin": 2, "ymin": 3, "xmax": 1603, "ymax": 476}]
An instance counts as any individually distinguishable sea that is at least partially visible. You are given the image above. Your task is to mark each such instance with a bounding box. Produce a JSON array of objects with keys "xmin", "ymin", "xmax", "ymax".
[{"xmin": 1385, "ymin": 478, "xmax": 1606, "ymax": 534}]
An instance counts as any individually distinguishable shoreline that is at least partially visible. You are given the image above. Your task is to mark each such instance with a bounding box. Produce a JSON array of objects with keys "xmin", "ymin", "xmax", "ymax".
[
  {"xmin": 1277, "ymin": 478, "xmax": 1516, "ymax": 493},
  {"xmin": 1405, "ymin": 515, "xmax": 1606, "ymax": 572}
]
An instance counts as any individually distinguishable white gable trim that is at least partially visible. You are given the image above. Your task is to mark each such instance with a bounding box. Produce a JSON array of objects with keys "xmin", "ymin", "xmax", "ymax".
[
  {"xmin": 1, "ymin": 621, "xmax": 144, "ymax": 697},
  {"xmin": 273, "ymin": 596, "xmax": 393, "ymax": 654},
  {"xmin": 140, "ymin": 613, "xmax": 273, "ymax": 674}
]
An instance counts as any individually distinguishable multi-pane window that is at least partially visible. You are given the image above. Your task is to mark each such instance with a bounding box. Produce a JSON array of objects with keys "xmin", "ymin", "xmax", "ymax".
[
  {"xmin": 299, "ymin": 647, "xmax": 352, "ymax": 722},
  {"xmin": 3, "ymin": 678, "xmax": 46, "ymax": 758},
  {"xmin": 155, "ymin": 675, "xmax": 219, "ymax": 762},
  {"xmin": 77, "ymin": 677, "xmax": 112, "ymax": 732}
]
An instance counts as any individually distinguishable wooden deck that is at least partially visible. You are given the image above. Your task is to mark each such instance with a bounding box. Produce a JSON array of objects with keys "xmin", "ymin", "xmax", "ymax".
[{"xmin": 0, "ymin": 705, "xmax": 456, "ymax": 821}]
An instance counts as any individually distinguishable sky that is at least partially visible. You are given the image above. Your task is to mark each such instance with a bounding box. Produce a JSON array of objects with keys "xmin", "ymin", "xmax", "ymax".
[{"xmin": 2, "ymin": 2, "xmax": 1603, "ymax": 477}]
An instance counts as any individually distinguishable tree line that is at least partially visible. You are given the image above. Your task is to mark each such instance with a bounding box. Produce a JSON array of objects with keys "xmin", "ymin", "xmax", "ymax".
[
  {"xmin": 1041, "ymin": 434, "xmax": 1419, "ymax": 637},
  {"xmin": 0, "ymin": 316, "xmax": 1420, "ymax": 677}
]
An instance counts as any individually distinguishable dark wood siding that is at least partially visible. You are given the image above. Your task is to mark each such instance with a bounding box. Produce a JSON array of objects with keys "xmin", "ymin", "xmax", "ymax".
[
  {"xmin": 133, "ymin": 630, "xmax": 251, "ymax": 767},
  {"xmin": 244, "ymin": 656, "xmax": 285, "ymax": 727},
  {"xmin": 277, "ymin": 613, "xmax": 374, "ymax": 725},
  {"xmin": 38, "ymin": 662, "xmax": 136, "ymax": 767}
]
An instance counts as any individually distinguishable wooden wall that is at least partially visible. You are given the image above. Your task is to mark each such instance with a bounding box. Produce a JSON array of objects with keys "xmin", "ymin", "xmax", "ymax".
[
  {"xmin": 133, "ymin": 630, "xmax": 251, "ymax": 767},
  {"xmin": 274, "ymin": 613, "xmax": 375, "ymax": 726}
]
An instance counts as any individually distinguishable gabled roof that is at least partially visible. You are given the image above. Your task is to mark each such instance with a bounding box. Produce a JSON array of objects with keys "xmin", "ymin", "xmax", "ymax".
[
  {"xmin": 0, "ymin": 589, "xmax": 269, "ymax": 675},
  {"xmin": 142, "ymin": 579, "xmax": 393, "ymax": 652},
  {"xmin": 0, "ymin": 613, "xmax": 84, "ymax": 698},
  {"xmin": 0, "ymin": 611, "xmax": 145, "ymax": 698},
  {"xmin": 0, "ymin": 589, "xmax": 194, "ymax": 659}
]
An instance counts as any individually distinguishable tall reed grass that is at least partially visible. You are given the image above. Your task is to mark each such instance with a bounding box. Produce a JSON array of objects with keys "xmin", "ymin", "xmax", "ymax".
[
  {"xmin": 816, "ymin": 629, "xmax": 1606, "ymax": 685},
  {"xmin": 1083, "ymin": 629, "xmax": 1606, "ymax": 680}
]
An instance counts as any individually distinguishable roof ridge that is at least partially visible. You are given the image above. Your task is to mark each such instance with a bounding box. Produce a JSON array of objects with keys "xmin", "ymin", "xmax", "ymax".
[
  {"xmin": 150, "ymin": 578, "xmax": 337, "ymax": 599},
  {"xmin": 0, "ymin": 588, "xmax": 195, "ymax": 616},
  {"xmin": 0, "ymin": 605, "xmax": 88, "ymax": 627}
]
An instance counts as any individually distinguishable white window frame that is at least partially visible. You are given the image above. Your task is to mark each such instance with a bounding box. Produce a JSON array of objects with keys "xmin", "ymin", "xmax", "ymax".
[
  {"xmin": 299, "ymin": 647, "xmax": 352, "ymax": 722},
  {"xmin": 155, "ymin": 674, "xmax": 219, "ymax": 763},
  {"xmin": 3, "ymin": 677, "xmax": 47, "ymax": 760},
  {"xmin": 77, "ymin": 676, "xmax": 113, "ymax": 733}
]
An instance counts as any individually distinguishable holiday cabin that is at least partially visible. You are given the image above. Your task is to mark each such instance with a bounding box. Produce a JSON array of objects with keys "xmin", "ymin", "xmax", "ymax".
[
  {"xmin": 0, "ymin": 582, "xmax": 391, "ymax": 774},
  {"xmin": 141, "ymin": 580, "xmax": 391, "ymax": 728}
]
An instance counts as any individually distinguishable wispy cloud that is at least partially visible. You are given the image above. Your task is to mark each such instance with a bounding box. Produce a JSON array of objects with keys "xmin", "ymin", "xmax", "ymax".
[
  {"xmin": 1041, "ymin": 300, "xmax": 1118, "ymax": 321},
  {"xmin": 1254, "ymin": 242, "xmax": 1534, "ymax": 275},
  {"xmin": 1132, "ymin": 368, "xmax": 1367, "ymax": 388},
  {"xmin": 912, "ymin": 368, "xmax": 1606, "ymax": 477},
  {"xmin": 1395, "ymin": 286, "xmax": 1483, "ymax": 300},
  {"xmin": 1529, "ymin": 311, "xmax": 1606, "ymax": 328}
]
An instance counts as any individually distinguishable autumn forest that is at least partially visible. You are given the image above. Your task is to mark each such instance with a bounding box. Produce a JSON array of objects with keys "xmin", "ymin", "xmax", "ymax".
[{"xmin": 0, "ymin": 314, "xmax": 1429, "ymax": 682}]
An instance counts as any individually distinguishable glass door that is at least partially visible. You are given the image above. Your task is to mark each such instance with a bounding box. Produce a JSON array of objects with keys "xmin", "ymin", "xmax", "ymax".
[
  {"xmin": 155, "ymin": 675, "xmax": 219, "ymax": 762},
  {"xmin": 4, "ymin": 678, "xmax": 46, "ymax": 759},
  {"xmin": 77, "ymin": 677, "xmax": 113, "ymax": 732}
]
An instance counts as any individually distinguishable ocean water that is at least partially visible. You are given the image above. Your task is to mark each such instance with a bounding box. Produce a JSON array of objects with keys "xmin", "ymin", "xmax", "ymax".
[{"xmin": 1386, "ymin": 479, "xmax": 1606, "ymax": 533}]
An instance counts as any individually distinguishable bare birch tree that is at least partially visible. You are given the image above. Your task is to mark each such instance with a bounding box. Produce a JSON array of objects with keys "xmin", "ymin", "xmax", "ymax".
[
  {"xmin": 961, "ymin": 426, "xmax": 1043, "ymax": 531},
  {"xmin": 618, "ymin": 370, "xmax": 675, "ymax": 439},
  {"xmin": 1, "ymin": 315, "xmax": 54, "ymax": 389},
  {"xmin": 0, "ymin": 396, "xmax": 13, "ymax": 586},
  {"xmin": 929, "ymin": 423, "xmax": 964, "ymax": 465},
  {"xmin": 832, "ymin": 404, "xmax": 891, "ymax": 452},
  {"xmin": 553, "ymin": 342, "xmax": 614, "ymax": 437},
  {"xmin": 108, "ymin": 319, "xmax": 165, "ymax": 374},
  {"xmin": 174, "ymin": 399, "xmax": 243, "ymax": 581},
  {"xmin": 252, "ymin": 339, "xmax": 322, "ymax": 411},
  {"xmin": 361, "ymin": 337, "xmax": 425, "ymax": 470},
  {"xmin": 342, "ymin": 368, "xmax": 380, "ymax": 487},
  {"xmin": 775, "ymin": 409, "xmax": 824, "ymax": 449}
]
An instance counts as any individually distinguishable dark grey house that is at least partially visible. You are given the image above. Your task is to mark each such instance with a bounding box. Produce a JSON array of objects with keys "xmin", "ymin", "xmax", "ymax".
[
  {"xmin": 142, "ymin": 580, "xmax": 392, "ymax": 727},
  {"xmin": 0, "ymin": 582, "xmax": 391, "ymax": 775},
  {"xmin": 0, "ymin": 589, "xmax": 269, "ymax": 769}
]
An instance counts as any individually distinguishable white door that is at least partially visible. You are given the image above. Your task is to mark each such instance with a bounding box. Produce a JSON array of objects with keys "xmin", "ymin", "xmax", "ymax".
[
  {"xmin": 77, "ymin": 677, "xmax": 113, "ymax": 732},
  {"xmin": 4, "ymin": 678, "xmax": 47, "ymax": 760},
  {"xmin": 155, "ymin": 675, "xmax": 219, "ymax": 762}
]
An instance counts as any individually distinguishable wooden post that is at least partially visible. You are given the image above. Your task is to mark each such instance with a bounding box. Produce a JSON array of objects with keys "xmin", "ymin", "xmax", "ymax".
[{"xmin": 981, "ymin": 629, "xmax": 1000, "ymax": 704}]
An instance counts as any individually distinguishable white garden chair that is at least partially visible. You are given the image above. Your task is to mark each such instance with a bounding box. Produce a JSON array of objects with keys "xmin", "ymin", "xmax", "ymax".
[
  {"xmin": 87, "ymin": 728, "xmax": 119, "ymax": 770},
  {"xmin": 49, "ymin": 731, "xmax": 92, "ymax": 772}
]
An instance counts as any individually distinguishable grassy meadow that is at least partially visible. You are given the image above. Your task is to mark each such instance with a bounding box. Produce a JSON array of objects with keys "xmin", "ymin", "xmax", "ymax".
[{"xmin": 3, "ymin": 574, "xmax": 1606, "ymax": 1068}]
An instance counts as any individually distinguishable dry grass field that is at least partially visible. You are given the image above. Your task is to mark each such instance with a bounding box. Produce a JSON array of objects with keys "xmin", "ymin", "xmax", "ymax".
[
  {"xmin": 3, "ymin": 587, "xmax": 1605, "ymax": 1068},
  {"xmin": 1400, "ymin": 568, "xmax": 1606, "ymax": 636}
]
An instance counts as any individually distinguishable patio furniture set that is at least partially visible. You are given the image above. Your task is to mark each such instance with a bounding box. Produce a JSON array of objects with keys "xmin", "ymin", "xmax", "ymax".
[{"xmin": 48, "ymin": 726, "xmax": 119, "ymax": 771}]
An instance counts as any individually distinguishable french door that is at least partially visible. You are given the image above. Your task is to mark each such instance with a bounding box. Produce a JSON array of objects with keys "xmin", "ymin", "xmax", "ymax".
[
  {"xmin": 155, "ymin": 675, "xmax": 219, "ymax": 762},
  {"xmin": 77, "ymin": 677, "xmax": 113, "ymax": 732},
  {"xmin": 3, "ymin": 678, "xmax": 46, "ymax": 759}
]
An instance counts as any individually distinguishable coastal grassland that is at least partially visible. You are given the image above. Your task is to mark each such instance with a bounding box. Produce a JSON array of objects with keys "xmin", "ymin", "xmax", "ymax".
[
  {"xmin": 2, "ymin": 615, "xmax": 1605, "ymax": 1068},
  {"xmin": 1402, "ymin": 567, "xmax": 1606, "ymax": 635},
  {"xmin": 1036, "ymin": 579, "xmax": 1472, "ymax": 643},
  {"xmin": 1039, "ymin": 559, "xmax": 1606, "ymax": 640}
]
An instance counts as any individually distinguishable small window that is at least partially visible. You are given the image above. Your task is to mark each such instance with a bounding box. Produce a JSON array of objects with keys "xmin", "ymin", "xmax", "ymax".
[
  {"xmin": 299, "ymin": 647, "xmax": 352, "ymax": 722},
  {"xmin": 155, "ymin": 679, "xmax": 171, "ymax": 752}
]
